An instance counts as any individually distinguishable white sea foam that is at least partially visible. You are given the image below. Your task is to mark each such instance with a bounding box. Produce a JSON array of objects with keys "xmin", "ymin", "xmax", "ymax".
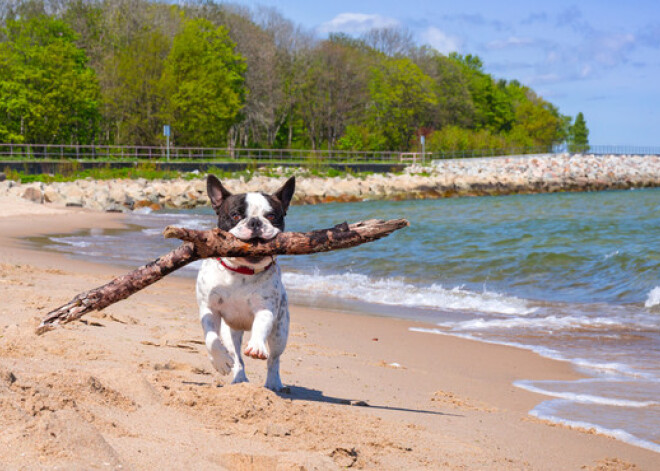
[
  {"xmin": 130, "ymin": 212, "xmax": 212, "ymax": 231},
  {"xmin": 171, "ymin": 217, "xmax": 210, "ymax": 230},
  {"xmin": 514, "ymin": 380, "xmax": 660, "ymax": 407},
  {"xmin": 52, "ymin": 237, "xmax": 91, "ymax": 248},
  {"xmin": 603, "ymin": 250, "xmax": 620, "ymax": 259},
  {"xmin": 437, "ymin": 315, "xmax": 626, "ymax": 331},
  {"xmin": 528, "ymin": 403, "xmax": 660, "ymax": 454},
  {"xmin": 282, "ymin": 272, "xmax": 536, "ymax": 315},
  {"xmin": 645, "ymin": 286, "xmax": 660, "ymax": 310}
]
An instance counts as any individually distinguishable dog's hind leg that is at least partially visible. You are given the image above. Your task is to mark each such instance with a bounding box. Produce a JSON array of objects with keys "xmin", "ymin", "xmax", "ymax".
[
  {"xmin": 265, "ymin": 307, "xmax": 289, "ymax": 391},
  {"xmin": 220, "ymin": 319, "xmax": 248, "ymax": 384},
  {"xmin": 200, "ymin": 310, "xmax": 233, "ymax": 375}
]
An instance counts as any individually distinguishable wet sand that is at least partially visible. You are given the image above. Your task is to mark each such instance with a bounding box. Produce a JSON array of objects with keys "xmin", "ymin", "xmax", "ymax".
[{"xmin": 0, "ymin": 197, "xmax": 657, "ymax": 470}]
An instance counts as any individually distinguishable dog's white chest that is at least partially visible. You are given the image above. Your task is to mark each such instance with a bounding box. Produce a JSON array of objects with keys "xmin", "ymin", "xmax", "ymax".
[{"xmin": 196, "ymin": 259, "xmax": 284, "ymax": 331}]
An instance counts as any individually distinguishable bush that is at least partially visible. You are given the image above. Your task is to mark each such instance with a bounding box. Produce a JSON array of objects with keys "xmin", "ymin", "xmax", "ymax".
[{"xmin": 337, "ymin": 125, "xmax": 387, "ymax": 151}]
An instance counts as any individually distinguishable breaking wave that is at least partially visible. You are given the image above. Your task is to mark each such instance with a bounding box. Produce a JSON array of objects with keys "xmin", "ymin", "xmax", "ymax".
[
  {"xmin": 645, "ymin": 286, "xmax": 660, "ymax": 310},
  {"xmin": 282, "ymin": 272, "xmax": 536, "ymax": 316}
]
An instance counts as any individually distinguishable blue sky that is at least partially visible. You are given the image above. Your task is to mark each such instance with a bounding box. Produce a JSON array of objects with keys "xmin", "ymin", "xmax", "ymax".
[{"xmin": 235, "ymin": 0, "xmax": 660, "ymax": 147}]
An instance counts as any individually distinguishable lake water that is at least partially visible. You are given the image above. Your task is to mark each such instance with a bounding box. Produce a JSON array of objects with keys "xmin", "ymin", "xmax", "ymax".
[{"xmin": 43, "ymin": 188, "xmax": 660, "ymax": 453}]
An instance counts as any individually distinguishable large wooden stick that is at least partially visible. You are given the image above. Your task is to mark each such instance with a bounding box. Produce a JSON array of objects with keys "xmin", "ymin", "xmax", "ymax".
[
  {"xmin": 162, "ymin": 219, "xmax": 409, "ymax": 258},
  {"xmin": 37, "ymin": 219, "xmax": 408, "ymax": 334}
]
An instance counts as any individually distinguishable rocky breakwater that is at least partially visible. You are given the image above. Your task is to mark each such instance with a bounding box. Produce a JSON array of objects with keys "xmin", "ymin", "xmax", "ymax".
[
  {"xmin": 1, "ymin": 153, "xmax": 658, "ymax": 212},
  {"xmin": 431, "ymin": 153, "xmax": 659, "ymax": 196}
]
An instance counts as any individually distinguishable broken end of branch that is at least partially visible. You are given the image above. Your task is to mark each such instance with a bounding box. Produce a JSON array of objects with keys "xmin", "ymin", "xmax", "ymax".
[
  {"xmin": 163, "ymin": 226, "xmax": 180, "ymax": 239},
  {"xmin": 35, "ymin": 322, "xmax": 56, "ymax": 336},
  {"xmin": 382, "ymin": 218, "xmax": 409, "ymax": 229}
]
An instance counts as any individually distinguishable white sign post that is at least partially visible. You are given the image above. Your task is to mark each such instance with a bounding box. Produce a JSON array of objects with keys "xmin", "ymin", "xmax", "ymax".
[
  {"xmin": 163, "ymin": 125, "xmax": 171, "ymax": 162},
  {"xmin": 420, "ymin": 135, "xmax": 426, "ymax": 164}
]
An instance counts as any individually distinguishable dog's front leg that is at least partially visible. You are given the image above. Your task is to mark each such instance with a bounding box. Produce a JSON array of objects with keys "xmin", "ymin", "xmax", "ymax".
[
  {"xmin": 199, "ymin": 309, "xmax": 233, "ymax": 375},
  {"xmin": 244, "ymin": 309, "xmax": 274, "ymax": 360},
  {"xmin": 219, "ymin": 319, "xmax": 248, "ymax": 384}
]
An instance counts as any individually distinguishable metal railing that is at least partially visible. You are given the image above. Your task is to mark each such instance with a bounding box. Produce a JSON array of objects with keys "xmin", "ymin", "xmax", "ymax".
[
  {"xmin": 0, "ymin": 143, "xmax": 658, "ymax": 163},
  {"xmin": 0, "ymin": 144, "xmax": 401, "ymax": 162}
]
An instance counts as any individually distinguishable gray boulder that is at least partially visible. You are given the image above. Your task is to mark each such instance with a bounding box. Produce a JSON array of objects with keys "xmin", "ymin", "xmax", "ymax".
[
  {"xmin": 43, "ymin": 187, "xmax": 63, "ymax": 204},
  {"xmin": 61, "ymin": 184, "xmax": 84, "ymax": 207},
  {"xmin": 22, "ymin": 186, "xmax": 44, "ymax": 204}
]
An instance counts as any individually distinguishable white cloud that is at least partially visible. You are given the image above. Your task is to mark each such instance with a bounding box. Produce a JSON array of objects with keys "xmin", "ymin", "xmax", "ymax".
[
  {"xmin": 589, "ymin": 33, "xmax": 635, "ymax": 67},
  {"xmin": 545, "ymin": 51, "xmax": 560, "ymax": 64},
  {"xmin": 317, "ymin": 13, "xmax": 399, "ymax": 35},
  {"xmin": 526, "ymin": 73, "xmax": 562, "ymax": 85},
  {"xmin": 486, "ymin": 36, "xmax": 535, "ymax": 50},
  {"xmin": 420, "ymin": 26, "xmax": 461, "ymax": 54}
]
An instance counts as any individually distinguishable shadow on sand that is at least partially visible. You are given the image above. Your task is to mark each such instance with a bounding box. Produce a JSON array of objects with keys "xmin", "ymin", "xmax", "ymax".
[{"xmin": 278, "ymin": 385, "xmax": 462, "ymax": 417}]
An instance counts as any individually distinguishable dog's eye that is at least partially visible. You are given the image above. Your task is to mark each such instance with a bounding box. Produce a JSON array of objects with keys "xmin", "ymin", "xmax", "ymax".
[
  {"xmin": 266, "ymin": 213, "xmax": 276, "ymax": 221},
  {"xmin": 231, "ymin": 213, "xmax": 242, "ymax": 222}
]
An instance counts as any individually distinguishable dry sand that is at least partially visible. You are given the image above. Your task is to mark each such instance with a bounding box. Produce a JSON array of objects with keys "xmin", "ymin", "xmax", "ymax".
[{"xmin": 0, "ymin": 198, "xmax": 658, "ymax": 470}]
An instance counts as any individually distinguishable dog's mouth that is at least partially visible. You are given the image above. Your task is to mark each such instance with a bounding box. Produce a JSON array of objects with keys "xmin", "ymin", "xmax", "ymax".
[
  {"xmin": 244, "ymin": 238, "xmax": 271, "ymax": 264},
  {"xmin": 243, "ymin": 235, "xmax": 279, "ymax": 245},
  {"xmin": 247, "ymin": 236, "xmax": 269, "ymax": 244},
  {"xmin": 243, "ymin": 256, "xmax": 266, "ymax": 264}
]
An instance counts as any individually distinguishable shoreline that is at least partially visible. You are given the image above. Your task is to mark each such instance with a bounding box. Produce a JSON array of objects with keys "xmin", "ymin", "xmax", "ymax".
[
  {"xmin": 1, "ymin": 201, "xmax": 659, "ymax": 468},
  {"xmin": 2, "ymin": 153, "xmax": 659, "ymax": 211}
]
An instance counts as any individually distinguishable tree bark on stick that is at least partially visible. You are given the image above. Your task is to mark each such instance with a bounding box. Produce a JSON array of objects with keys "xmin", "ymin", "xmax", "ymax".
[{"xmin": 37, "ymin": 219, "xmax": 408, "ymax": 334}]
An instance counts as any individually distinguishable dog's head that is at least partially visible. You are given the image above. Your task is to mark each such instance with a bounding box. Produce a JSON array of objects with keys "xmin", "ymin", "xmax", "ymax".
[{"xmin": 206, "ymin": 174, "xmax": 295, "ymax": 246}]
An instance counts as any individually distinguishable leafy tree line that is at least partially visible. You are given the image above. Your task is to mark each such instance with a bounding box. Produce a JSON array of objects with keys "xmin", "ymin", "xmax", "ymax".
[{"xmin": 0, "ymin": 0, "xmax": 589, "ymax": 153}]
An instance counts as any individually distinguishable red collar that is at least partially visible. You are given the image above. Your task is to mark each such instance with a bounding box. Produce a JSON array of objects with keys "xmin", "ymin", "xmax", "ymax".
[{"xmin": 217, "ymin": 258, "xmax": 274, "ymax": 275}]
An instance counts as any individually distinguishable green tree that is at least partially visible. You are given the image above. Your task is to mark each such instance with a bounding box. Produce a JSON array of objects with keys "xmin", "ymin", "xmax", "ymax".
[
  {"xmin": 505, "ymin": 82, "xmax": 568, "ymax": 150},
  {"xmin": 337, "ymin": 124, "xmax": 387, "ymax": 151},
  {"xmin": 449, "ymin": 53, "xmax": 514, "ymax": 133},
  {"xmin": 426, "ymin": 125, "xmax": 507, "ymax": 154},
  {"xmin": 298, "ymin": 39, "xmax": 368, "ymax": 150},
  {"xmin": 366, "ymin": 56, "xmax": 437, "ymax": 150},
  {"xmin": 160, "ymin": 17, "xmax": 246, "ymax": 147},
  {"xmin": 103, "ymin": 28, "xmax": 171, "ymax": 145},
  {"xmin": 0, "ymin": 15, "xmax": 100, "ymax": 144},
  {"xmin": 510, "ymin": 101, "xmax": 559, "ymax": 148},
  {"xmin": 412, "ymin": 47, "xmax": 475, "ymax": 129},
  {"xmin": 568, "ymin": 112, "xmax": 589, "ymax": 152}
]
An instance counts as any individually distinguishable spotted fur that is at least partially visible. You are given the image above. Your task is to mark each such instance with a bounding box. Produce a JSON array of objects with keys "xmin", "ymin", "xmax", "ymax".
[{"xmin": 197, "ymin": 175, "xmax": 295, "ymax": 390}]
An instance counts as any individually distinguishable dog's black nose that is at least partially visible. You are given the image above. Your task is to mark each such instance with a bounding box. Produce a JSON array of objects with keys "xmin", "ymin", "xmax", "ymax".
[{"xmin": 247, "ymin": 218, "xmax": 263, "ymax": 231}]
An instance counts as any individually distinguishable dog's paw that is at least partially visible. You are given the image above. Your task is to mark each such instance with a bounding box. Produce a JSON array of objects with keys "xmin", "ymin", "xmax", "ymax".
[
  {"xmin": 244, "ymin": 340, "xmax": 269, "ymax": 360},
  {"xmin": 209, "ymin": 349, "xmax": 233, "ymax": 375},
  {"xmin": 231, "ymin": 370, "xmax": 248, "ymax": 384},
  {"xmin": 265, "ymin": 376, "xmax": 285, "ymax": 392}
]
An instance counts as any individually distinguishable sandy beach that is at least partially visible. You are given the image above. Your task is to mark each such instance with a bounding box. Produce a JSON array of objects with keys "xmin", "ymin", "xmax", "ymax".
[{"xmin": 0, "ymin": 197, "xmax": 658, "ymax": 470}]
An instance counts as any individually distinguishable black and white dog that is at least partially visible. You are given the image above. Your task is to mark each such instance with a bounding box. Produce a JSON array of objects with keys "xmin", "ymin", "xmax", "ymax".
[{"xmin": 196, "ymin": 175, "xmax": 295, "ymax": 391}]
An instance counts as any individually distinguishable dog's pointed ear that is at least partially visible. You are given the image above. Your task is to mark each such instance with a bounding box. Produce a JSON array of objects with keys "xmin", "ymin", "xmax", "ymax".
[
  {"xmin": 274, "ymin": 176, "xmax": 295, "ymax": 213},
  {"xmin": 207, "ymin": 174, "xmax": 231, "ymax": 212}
]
